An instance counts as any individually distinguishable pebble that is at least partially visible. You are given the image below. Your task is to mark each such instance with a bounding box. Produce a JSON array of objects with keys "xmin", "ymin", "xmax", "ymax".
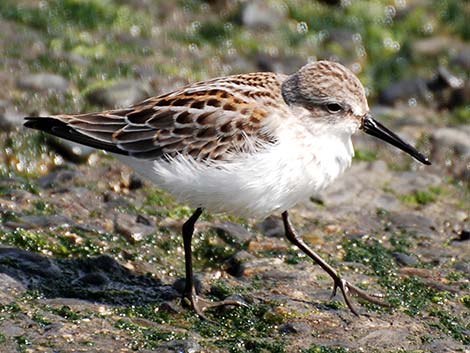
[
  {"xmin": 431, "ymin": 126, "xmax": 470, "ymax": 159},
  {"xmin": 114, "ymin": 212, "xmax": 156, "ymax": 243},
  {"xmin": 451, "ymin": 46, "xmax": 470, "ymax": 70},
  {"xmin": 226, "ymin": 250, "xmax": 283, "ymax": 277},
  {"xmin": 412, "ymin": 36, "xmax": 461, "ymax": 57},
  {"xmin": 457, "ymin": 229, "xmax": 470, "ymax": 241},
  {"xmin": 278, "ymin": 321, "xmax": 312, "ymax": 335},
  {"xmin": 0, "ymin": 100, "xmax": 24, "ymax": 130},
  {"xmin": 212, "ymin": 221, "xmax": 252, "ymax": 246},
  {"xmin": 256, "ymin": 215, "xmax": 284, "ymax": 238},
  {"xmin": 392, "ymin": 252, "xmax": 419, "ymax": 266},
  {"xmin": 453, "ymin": 261, "xmax": 470, "ymax": 277},
  {"xmin": 0, "ymin": 246, "xmax": 63, "ymax": 281},
  {"xmin": 241, "ymin": 0, "xmax": 287, "ymax": 30},
  {"xmin": 155, "ymin": 338, "xmax": 201, "ymax": 353},
  {"xmin": 17, "ymin": 73, "xmax": 69, "ymax": 93},
  {"xmin": 387, "ymin": 212, "xmax": 435, "ymax": 234},
  {"xmin": 85, "ymin": 80, "xmax": 150, "ymax": 108},
  {"xmin": 4, "ymin": 214, "xmax": 73, "ymax": 230},
  {"xmin": 38, "ymin": 169, "xmax": 80, "ymax": 189}
]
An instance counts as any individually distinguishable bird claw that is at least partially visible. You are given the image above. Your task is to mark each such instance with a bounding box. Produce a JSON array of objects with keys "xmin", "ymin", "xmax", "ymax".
[
  {"xmin": 183, "ymin": 291, "xmax": 247, "ymax": 322},
  {"xmin": 330, "ymin": 278, "xmax": 390, "ymax": 316}
]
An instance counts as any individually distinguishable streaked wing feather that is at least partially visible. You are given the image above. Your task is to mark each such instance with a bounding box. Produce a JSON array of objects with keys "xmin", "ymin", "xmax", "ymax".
[{"xmin": 24, "ymin": 72, "xmax": 284, "ymax": 160}]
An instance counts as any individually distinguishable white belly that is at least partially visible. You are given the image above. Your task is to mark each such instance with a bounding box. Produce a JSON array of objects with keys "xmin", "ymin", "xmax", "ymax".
[{"xmin": 117, "ymin": 130, "xmax": 354, "ymax": 219}]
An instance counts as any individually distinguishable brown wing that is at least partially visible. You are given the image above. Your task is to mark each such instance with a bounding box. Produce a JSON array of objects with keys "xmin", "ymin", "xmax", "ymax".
[{"xmin": 24, "ymin": 72, "xmax": 284, "ymax": 161}]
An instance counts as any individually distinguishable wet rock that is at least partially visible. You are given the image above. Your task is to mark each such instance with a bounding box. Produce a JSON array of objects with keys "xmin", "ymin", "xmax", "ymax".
[
  {"xmin": 379, "ymin": 67, "xmax": 464, "ymax": 107},
  {"xmin": 453, "ymin": 261, "xmax": 469, "ymax": 277},
  {"xmin": 0, "ymin": 273, "xmax": 26, "ymax": 303},
  {"xmin": 46, "ymin": 136, "xmax": 95, "ymax": 164},
  {"xmin": 456, "ymin": 229, "xmax": 470, "ymax": 241},
  {"xmin": 74, "ymin": 272, "xmax": 109, "ymax": 287},
  {"xmin": 155, "ymin": 338, "xmax": 201, "ymax": 353},
  {"xmin": 128, "ymin": 174, "xmax": 143, "ymax": 190},
  {"xmin": 391, "ymin": 172, "xmax": 442, "ymax": 195},
  {"xmin": 357, "ymin": 327, "xmax": 419, "ymax": 350},
  {"xmin": 392, "ymin": 252, "xmax": 419, "ymax": 266},
  {"xmin": 412, "ymin": 36, "xmax": 462, "ymax": 57},
  {"xmin": 448, "ymin": 79, "xmax": 470, "ymax": 109},
  {"xmin": 172, "ymin": 276, "xmax": 202, "ymax": 295},
  {"xmin": 278, "ymin": 321, "xmax": 312, "ymax": 335},
  {"xmin": 379, "ymin": 78, "xmax": 429, "ymax": 106},
  {"xmin": 257, "ymin": 215, "xmax": 284, "ymax": 238},
  {"xmin": 160, "ymin": 300, "xmax": 181, "ymax": 314},
  {"xmin": 451, "ymin": 46, "xmax": 470, "ymax": 70},
  {"xmin": 431, "ymin": 126, "xmax": 470, "ymax": 159},
  {"xmin": 387, "ymin": 212, "xmax": 435, "ymax": 236},
  {"xmin": 212, "ymin": 221, "xmax": 252, "ymax": 246},
  {"xmin": 423, "ymin": 337, "xmax": 468, "ymax": 353},
  {"xmin": 4, "ymin": 214, "xmax": 73, "ymax": 230},
  {"xmin": 0, "ymin": 100, "xmax": 24, "ymax": 130},
  {"xmin": 114, "ymin": 212, "xmax": 156, "ymax": 243},
  {"xmin": 226, "ymin": 250, "xmax": 283, "ymax": 277},
  {"xmin": 241, "ymin": 0, "xmax": 287, "ymax": 30},
  {"xmin": 38, "ymin": 169, "xmax": 80, "ymax": 189},
  {"xmin": 17, "ymin": 73, "xmax": 69, "ymax": 93},
  {"xmin": 85, "ymin": 80, "xmax": 150, "ymax": 108},
  {"xmin": 0, "ymin": 246, "xmax": 63, "ymax": 281}
]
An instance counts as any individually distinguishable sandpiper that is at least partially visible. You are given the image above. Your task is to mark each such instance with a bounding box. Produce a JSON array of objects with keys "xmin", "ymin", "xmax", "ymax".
[{"xmin": 24, "ymin": 60, "xmax": 431, "ymax": 318}]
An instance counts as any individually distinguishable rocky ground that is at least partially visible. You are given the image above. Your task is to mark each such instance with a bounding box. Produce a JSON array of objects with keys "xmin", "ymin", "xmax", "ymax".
[{"xmin": 0, "ymin": 1, "xmax": 469, "ymax": 352}]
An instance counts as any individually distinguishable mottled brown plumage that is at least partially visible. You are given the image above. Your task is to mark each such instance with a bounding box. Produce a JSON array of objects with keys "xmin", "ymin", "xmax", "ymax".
[{"xmin": 33, "ymin": 72, "xmax": 285, "ymax": 161}]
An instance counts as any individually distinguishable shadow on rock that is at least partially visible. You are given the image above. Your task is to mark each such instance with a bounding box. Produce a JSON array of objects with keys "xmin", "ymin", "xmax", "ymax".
[{"xmin": 0, "ymin": 246, "xmax": 178, "ymax": 305}]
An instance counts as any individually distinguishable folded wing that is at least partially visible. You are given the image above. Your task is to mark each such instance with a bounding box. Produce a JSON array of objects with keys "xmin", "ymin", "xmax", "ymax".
[{"xmin": 24, "ymin": 73, "xmax": 283, "ymax": 161}]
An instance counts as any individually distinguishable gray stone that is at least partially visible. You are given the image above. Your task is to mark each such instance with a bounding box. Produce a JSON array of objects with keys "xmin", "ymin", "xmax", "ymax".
[
  {"xmin": 114, "ymin": 212, "xmax": 156, "ymax": 243},
  {"xmin": 0, "ymin": 100, "xmax": 24, "ymax": 130},
  {"xmin": 4, "ymin": 215, "xmax": 73, "ymax": 230},
  {"xmin": 212, "ymin": 221, "xmax": 252, "ymax": 246},
  {"xmin": 17, "ymin": 73, "xmax": 69, "ymax": 93},
  {"xmin": 38, "ymin": 169, "xmax": 80, "ymax": 188},
  {"xmin": 155, "ymin": 338, "xmax": 201, "ymax": 353},
  {"xmin": 431, "ymin": 126, "xmax": 470, "ymax": 158},
  {"xmin": 85, "ymin": 80, "xmax": 150, "ymax": 108},
  {"xmin": 279, "ymin": 321, "xmax": 312, "ymax": 335},
  {"xmin": 451, "ymin": 46, "xmax": 470, "ymax": 70},
  {"xmin": 423, "ymin": 337, "xmax": 468, "ymax": 353},
  {"xmin": 453, "ymin": 261, "xmax": 470, "ymax": 276},
  {"xmin": 257, "ymin": 216, "xmax": 284, "ymax": 238},
  {"xmin": 226, "ymin": 250, "xmax": 283, "ymax": 277},
  {"xmin": 392, "ymin": 252, "xmax": 419, "ymax": 266},
  {"xmin": 241, "ymin": 0, "xmax": 287, "ymax": 30},
  {"xmin": 412, "ymin": 36, "xmax": 462, "ymax": 57},
  {"xmin": 387, "ymin": 212, "xmax": 435, "ymax": 235},
  {"xmin": 0, "ymin": 273, "xmax": 26, "ymax": 302},
  {"xmin": 0, "ymin": 246, "xmax": 63, "ymax": 281}
]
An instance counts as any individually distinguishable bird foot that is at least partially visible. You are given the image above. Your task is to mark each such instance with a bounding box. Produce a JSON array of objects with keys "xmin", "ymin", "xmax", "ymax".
[
  {"xmin": 331, "ymin": 278, "xmax": 390, "ymax": 316},
  {"xmin": 183, "ymin": 292, "xmax": 247, "ymax": 321}
]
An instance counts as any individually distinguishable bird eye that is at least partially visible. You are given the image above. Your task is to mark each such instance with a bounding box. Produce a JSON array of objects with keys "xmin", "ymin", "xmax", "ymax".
[{"xmin": 326, "ymin": 103, "xmax": 343, "ymax": 113}]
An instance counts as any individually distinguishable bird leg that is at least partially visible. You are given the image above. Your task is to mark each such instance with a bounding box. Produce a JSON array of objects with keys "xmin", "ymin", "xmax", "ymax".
[
  {"xmin": 181, "ymin": 208, "xmax": 246, "ymax": 320},
  {"xmin": 281, "ymin": 211, "xmax": 389, "ymax": 315}
]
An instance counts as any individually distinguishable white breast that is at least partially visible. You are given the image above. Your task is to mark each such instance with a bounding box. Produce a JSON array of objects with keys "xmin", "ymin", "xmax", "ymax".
[{"xmin": 117, "ymin": 119, "xmax": 355, "ymax": 219}]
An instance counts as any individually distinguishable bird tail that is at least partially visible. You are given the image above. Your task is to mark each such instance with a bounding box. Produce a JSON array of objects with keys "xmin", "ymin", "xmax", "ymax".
[{"xmin": 23, "ymin": 116, "xmax": 129, "ymax": 155}]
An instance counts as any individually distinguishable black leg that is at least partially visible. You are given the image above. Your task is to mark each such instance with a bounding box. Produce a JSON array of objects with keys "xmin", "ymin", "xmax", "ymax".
[
  {"xmin": 181, "ymin": 208, "xmax": 246, "ymax": 320},
  {"xmin": 281, "ymin": 211, "xmax": 388, "ymax": 315},
  {"xmin": 182, "ymin": 207, "xmax": 203, "ymax": 301}
]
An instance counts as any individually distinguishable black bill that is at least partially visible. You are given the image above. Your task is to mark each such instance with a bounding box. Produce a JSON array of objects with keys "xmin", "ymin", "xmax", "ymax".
[{"xmin": 361, "ymin": 114, "xmax": 431, "ymax": 165}]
